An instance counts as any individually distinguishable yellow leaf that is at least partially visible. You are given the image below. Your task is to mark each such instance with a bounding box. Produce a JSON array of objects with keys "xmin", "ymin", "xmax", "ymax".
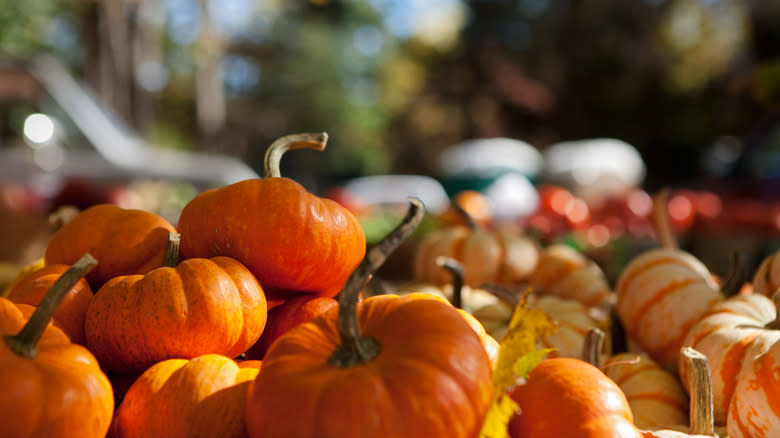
[
  {"xmin": 479, "ymin": 290, "xmax": 557, "ymax": 438},
  {"xmin": 1, "ymin": 257, "xmax": 45, "ymax": 298}
]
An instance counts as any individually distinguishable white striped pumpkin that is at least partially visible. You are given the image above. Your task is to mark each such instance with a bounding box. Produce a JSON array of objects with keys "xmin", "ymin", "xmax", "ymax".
[
  {"xmin": 752, "ymin": 250, "xmax": 780, "ymax": 297},
  {"xmin": 728, "ymin": 332, "xmax": 780, "ymax": 438},
  {"xmin": 679, "ymin": 292, "xmax": 778, "ymax": 426},
  {"xmin": 528, "ymin": 244, "xmax": 612, "ymax": 307},
  {"xmin": 615, "ymin": 248, "xmax": 724, "ymax": 372}
]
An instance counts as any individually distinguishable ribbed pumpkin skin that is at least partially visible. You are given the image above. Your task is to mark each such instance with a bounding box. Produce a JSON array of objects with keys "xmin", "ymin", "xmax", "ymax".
[
  {"xmin": 45, "ymin": 204, "xmax": 176, "ymax": 289},
  {"xmin": 6, "ymin": 264, "xmax": 93, "ymax": 345},
  {"xmin": 177, "ymin": 179, "xmax": 366, "ymax": 300},
  {"xmin": 728, "ymin": 338, "xmax": 780, "ymax": 438},
  {"xmin": 528, "ymin": 244, "xmax": 611, "ymax": 307},
  {"xmin": 752, "ymin": 250, "xmax": 780, "ymax": 297},
  {"xmin": 245, "ymin": 294, "xmax": 493, "ymax": 438},
  {"xmin": 0, "ymin": 298, "xmax": 114, "ymax": 438},
  {"xmin": 413, "ymin": 227, "xmax": 539, "ymax": 287},
  {"xmin": 85, "ymin": 256, "xmax": 267, "ymax": 375},
  {"xmin": 604, "ymin": 353, "xmax": 688, "ymax": 429},
  {"xmin": 508, "ymin": 357, "xmax": 642, "ymax": 438},
  {"xmin": 679, "ymin": 293, "xmax": 778, "ymax": 425},
  {"xmin": 615, "ymin": 248, "xmax": 724, "ymax": 371},
  {"xmin": 533, "ymin": 295, "xmax": 609, "ymax": 360},
  {"xmin": 110, "ymin": 354, "xmax": 260, "ymax": 438}
]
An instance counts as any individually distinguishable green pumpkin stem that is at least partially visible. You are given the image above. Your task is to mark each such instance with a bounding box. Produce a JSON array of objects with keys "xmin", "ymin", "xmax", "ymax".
[
  {"xmin": 682, "ymin": 347, "xmax": 718, "ymax": 437},
  {"xmin": 264, "ymin": 132, "xmax": 328, "ymax": 178},
  {"xmin": 4, "ymin": 253, "xmax": 97, "ymax": 359},
  {"xmin": 651, "ymin": 188, "xmax": 679, "ymax": 250},
  {"xmin": 163, "ymin": 232, "xmax": 181, "ymax": 268},
  {"xmin": 436, "ymin": 256, "xmax": 464, "ymax": 309},
  {"xmin": 329, "ymin": 197, "xmax": 425, "ymax": 368}
]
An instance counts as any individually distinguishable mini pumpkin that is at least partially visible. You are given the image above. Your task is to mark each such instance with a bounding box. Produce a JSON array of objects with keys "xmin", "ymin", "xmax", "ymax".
[
  {"xmin": 527, "ymin": 243, "xmax": 612, "ymax": 307},
  {"xmin": 177, "ymin": 133, "xmax": 366, "ymax": 303},
  {"xmin": 0, "ymin": 254, "xmax": 114, "ymax": 438},
  {"xmin": 85, "ymin": 233, "xmax": 267, "ymax": 375},
  {"xmin": 109, "ymin": 354, "xmax": 261, "ymax": 438}
]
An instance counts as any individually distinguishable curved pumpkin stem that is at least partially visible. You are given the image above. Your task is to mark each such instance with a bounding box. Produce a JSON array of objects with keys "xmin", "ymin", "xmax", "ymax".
[
  {"xmin": 436, "ymin": 256, "xmax": 464, "ymax": 309},
  {"xmin": 264, "ymin": 132, "xmax": 328, "ymax": 178},
  {"xmin": 582, "ymin": 327, "xmax": 605, "ymax": 368},
  {"xmin": 651, "ymin": 188, "xmax": 678, "ymax": 250},
  {"xmin": 451, "ymin": 197, "xmax": 479, "ymax": 230},
  {"xmin": 479, "ymin": 283, "xmax": 521, "ymax": 309},
  {"xmin": 681, "ymin": 347, "xmax": 718, "ymax": 437},
  {"xmin": 163, "ymin": 232, "xmax": 181, "ymax": 268},
  {"xmin": 720, "ymin": 250, "xmax": 746, "ymax": 297},
  {"xmin": 329, "ymin": 197, "xmax": 425, "ymax": 368},
  {"xmin": 765, "ymin": 291, "xmax": 780, "ymax": 330},
  {"xmin": 4, "ymin": 253, "xmax": 97, "ymax": 359}
]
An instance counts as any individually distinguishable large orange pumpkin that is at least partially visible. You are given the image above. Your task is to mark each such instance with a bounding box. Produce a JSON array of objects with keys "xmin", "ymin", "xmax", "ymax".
[
  {"xmin": 110, "ymin": 354, "xmax": 261, "ymax": 438},
  {"xmin": 85, "ymin": 233, "xmax": 267, "ymax": 375},
  {"xmin": 6, "ymin": 263, "xmax": 93, "ymax": 345},
  {"xmin": 45, "ymin": 204, "xmax": 176, "ymax": 289},
  {"xmin": 0, "ymin": 254, "xmax": 114, "ymax": 438},
  {"xmin": 508, "ymin": 356, "xmax": 641, "ymax": 438},
  {"xmin": 245, "ymin": 199, "xmax": 493, "ymax": 437},
  {"xmin": 177, "ymin": 133, "xmax": 366, "ymax": 302}
]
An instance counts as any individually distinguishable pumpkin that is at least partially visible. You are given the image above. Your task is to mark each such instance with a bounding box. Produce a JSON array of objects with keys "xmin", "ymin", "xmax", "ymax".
[
  {"xmin": 6, "ymin": 263, "xmax": 93, "ymax": 345},
  {"xmin": 679, "ymin": 292, "xmax": 778, "ymax": 425},
  {"xmin": 527, "ymin": 243, "xmax": 612, "ymax": 307},
  {"xmin": 751, "ymin": 249, "xmax": 780, "ymax": 297},
  {"xmin": 615, "ymin": 189, "xmax": 724, "ymax": 371},
  {"xmin": 0, "ymin": 254, "xmax": 114, "ymax": 438},
  {"xmin": 45, "ymin": 204, "xmax": 177, "ymax": 289},
  {"xmin": 508, "ymin": 356, "xmax": 642, "ymax": 438},
  {"xmin": 109, "ymin": 354, "xmax": 261, "ymax": 438},
  {"xmin": 177, "ymin": 132, "xmax": 366, "ymax": 302},
  {"xmin": 413, "ymin": 197, "xmax": 539, "ymax": 287},
  {"xmin": 85, "ymin": 233, "xmax": 267, "ymax": 376},
  {"xmin": 727, "ymin": 326, "xmax": 780, "ymax": 438},
  {"xmin": 245, "ymin": 293, "xmax": 338, "ymax": 360},
  {"xmin": 245, "ymin": 199, "xmax": 494, "ymax": 437},
  {"xmin": 585, "ymin": 328, "xmax": 689, "ymax": 430}
]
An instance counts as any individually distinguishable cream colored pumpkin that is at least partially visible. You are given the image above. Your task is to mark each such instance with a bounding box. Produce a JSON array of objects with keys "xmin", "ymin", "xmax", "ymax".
[
  {"xmin": 752, "ymin": 250, "xmax": 780, "ymax": 297},
  {"xmin": 528, "ymin": 244, "xmax": 612, "ymax": 307}
]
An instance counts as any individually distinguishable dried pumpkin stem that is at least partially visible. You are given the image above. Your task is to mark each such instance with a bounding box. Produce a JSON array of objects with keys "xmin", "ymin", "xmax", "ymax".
[
  {"xmin": 451, "ymin": 197, "xmax": 479, "ymax": 230},
  {"xmin": 582, "ymin": 327, "xmax": 605, "ymax": 368},
  {"xmin": 479, "ymin": 283, "xmax": 521, "ymax": 308},
  {"xmin": 682, "ymin": 347, "xmax": 718, "ymax": 437},
  {"xmin": 4, "ymin": 253, "xmax": 97, "ymax": 359},
  {"xmin": 329, "ymin": 197, "xmax": 425, "ymax": 368},
  {"xmin": 766, "ymin": 292, "xmax": 780, "ymax": 330},
  {"xmin": 163, "ymin": 232, "xmax": 181, "ymax": 268},
  {"xmin": 264, "ymin": 132, "xmax": 328, "ymax": 178},
  {"xmin": 436, "ymin": 256, "xmax": 464, "ymax": 309},
  {"xmin": 651, "ymin": 188, "xmax": 678, "ymax": 250}
]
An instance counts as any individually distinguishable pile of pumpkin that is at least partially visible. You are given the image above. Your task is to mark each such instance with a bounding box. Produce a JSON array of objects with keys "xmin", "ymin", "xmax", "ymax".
[{"xmin": 3, "ymin": 132, "xmax": 780, "ymax": 438}]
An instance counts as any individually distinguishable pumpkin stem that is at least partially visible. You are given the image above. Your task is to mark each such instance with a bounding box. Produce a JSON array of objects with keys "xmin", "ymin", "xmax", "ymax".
[
  {"xmin": 765, "ymin": 291, "xmax": 780, "ymax": 330},
  {"xmin": 3, "ymin": 253, "xmax": 97, "ymax": 359},
  {"xmin": 451, "ymin": 197, "xmax": 479, "ymax": 230},
  {"xmin": 329, "ymin": 197, "xmax": 425, "ymax": 368},
  {"xmin": 479, "ymin": 283, "xmax": 521, "ymax": 308},
  {"xmin": 436, "ymin": 256, "xmax": 464, "ymax": 309},
  {"xmin": 720, "ymin": 250, "xmax": 746, "ymax": 297},
  {"xmin": 682, "ymin": 347, "xmax": 718, "ymax": 437},
  {"xmin": 163, "ymin": 232, "xmax": 181, "ymax": 268},
  {"xmin": 651, "ymin": 188, "xmax": 679, "ymax": 250},
  {"xmin": 582, "ymin": 327, "xmax": 605, "ymax": 368},
  {"xmin": 264, "ymin": 132, "xmax": 328, "ymax": 178}
]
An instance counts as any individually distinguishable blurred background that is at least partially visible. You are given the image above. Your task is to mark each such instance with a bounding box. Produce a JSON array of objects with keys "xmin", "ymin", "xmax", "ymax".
[{"xmin": 2, "ymin": 0, "xmax": 780, "ymax": 282}]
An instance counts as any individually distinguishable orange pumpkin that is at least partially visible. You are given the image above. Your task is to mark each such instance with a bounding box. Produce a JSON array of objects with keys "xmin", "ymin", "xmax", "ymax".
[
  {"xmin": 85, "ymin": 233, "xmax": 267, "ymax": 375},
  {"xmin": 109, "ymin": 354, "xmax": 261, "ymax": 438},
  {"xmin": 45, "ymin": 204, "xmax": 176, "ymax": 289},
  {"xmin": 177, "ymin": 133, "xmax": 366, "ymax": 302},
  {"xmin": 0, "ymin": 254, "xmax": 114, "ymax": 438},
  {"xmin": 508, "ymin": 356, "xmax": 642, "ymax": 438},
  {"xmin": 6, "ymin": 263, "xmax": 93, "ymax": 344},
  {"xmin": 245, "ymin": 199, "xmax": 493, "ymax": 437},
  {"xmin": 438, "ymin": 190, "xmax": 492, "ymax": 227},
  {"xmin": 679, "ymin": 292, "xmax": 778, "ymax": 425}
]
